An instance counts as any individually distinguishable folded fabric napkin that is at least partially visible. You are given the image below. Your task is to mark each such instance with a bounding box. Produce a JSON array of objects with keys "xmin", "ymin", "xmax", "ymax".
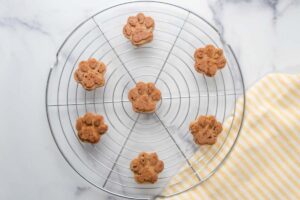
[{"xmin": 161, "ymin": 73, "xmax": 300, "ymax": 199}]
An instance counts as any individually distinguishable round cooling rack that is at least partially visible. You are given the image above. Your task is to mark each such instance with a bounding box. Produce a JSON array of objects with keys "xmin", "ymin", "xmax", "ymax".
[{"xmin": 46, "ymin": 1, "xmax": 245, "ymax": 199}]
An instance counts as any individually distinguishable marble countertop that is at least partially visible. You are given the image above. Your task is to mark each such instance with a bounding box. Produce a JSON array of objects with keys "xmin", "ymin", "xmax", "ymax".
[{"xmin": 0, "ymin": 0, "xmax": 299, "ymax": 199}]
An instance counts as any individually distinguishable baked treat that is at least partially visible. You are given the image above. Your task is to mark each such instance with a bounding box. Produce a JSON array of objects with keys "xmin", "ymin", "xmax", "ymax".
[
  {"xmin": 128, "ymin": 82, "xmax": 161, "ymax": 113},
  {"xmin": 74, "ymin": 58, "xmax": 106, "ymax": 91},
  {"xmin": 130, "ymin": 152, "xmax": 164, "ymax": 184},
  {"xmin": 194, "ymin": 44, "xmax": 226, "ymax": 77},
  {"xmin": 123, "ymin": 13, "xmax": 155, "ymax": 46},
  {"xmin": 76, "ymin": 112, "xmax": 108, "ymax": 144},
  {"xmin": 189, "ymin": 115, "xmax": 223, "ymax": 145}
]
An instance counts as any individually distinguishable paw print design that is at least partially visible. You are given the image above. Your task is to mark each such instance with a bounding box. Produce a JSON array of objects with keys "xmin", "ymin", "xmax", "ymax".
[
  {"xmin": 130, "ymin": 152, "xmax": 164, "ymax": 184},
  {"xmin": 74, "ymin": 58, "xmax": 106, "ymax": 90},
  {"xmin": 76, "ymin": 112, "xmax": 108, "ymax": 144},
  {"xmin": 128, "ymin": 82, "xmax": 161, "ymax": 113},
  {"xmin": 194, "ymin": 44, "xmax": 226, "ymax": 77},
  {"xmin": 189, "ymin": 115, "xmax": 223, "ymax": 145},
  {"xmin": 123, "ymin": 13, "xmax": 155, "ymax": 46}
]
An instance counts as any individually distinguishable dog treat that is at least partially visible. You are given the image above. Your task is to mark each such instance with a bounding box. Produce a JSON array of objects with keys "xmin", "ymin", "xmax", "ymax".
[
  {"xmin": 189, "ymin": 115, "xmax": 223, "ymax": 145},
  {"xmin": 128, "ymin": 82, "xmax": 161, "ymax": 113},
  {"xmin": 194, "ymin": 44, "xmax": 226, "ymax": 77},
  {"xmin": 74, "ymin": 58, "xmax": 106, "ymax": 90},
  {"xmin": 76, "ymin": 112, "xmax": 108, "ymax": 144},
  {"xmin": 130, "ymin": 152, "xmax": 164, "ymax": 184},
  {"xmin": 123, "ymin": 13, "xmax": 155, "ymax": 46}
]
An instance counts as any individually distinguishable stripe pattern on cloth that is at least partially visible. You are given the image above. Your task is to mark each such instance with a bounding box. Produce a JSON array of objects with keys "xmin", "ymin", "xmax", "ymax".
[{"xmin": 160, "ymin": 74, "xmax": 300, "ymax": 200}]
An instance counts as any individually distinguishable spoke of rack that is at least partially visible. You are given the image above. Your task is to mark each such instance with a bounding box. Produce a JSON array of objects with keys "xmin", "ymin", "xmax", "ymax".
[
  {"xmin": 48, "ymin": 100, "xmax": 130, "ymax": 107},
  {"xmin": 92, "ymin": 17, "xmax": 136, "ymax": 83},
  {"xmin": 154, "ymin": 113, "xmax": 201, "ymax": 181},
  {"xmin": 154, "ymin": 12, "xmax": 190, "ymax": 84},
  {"xmin": 160, "ymin": 92, "xmax": 241, "ymax": 100},
  {"xmin": 103, "ymin": 114, "xmax": 140, "ymax": 187},
  {"xmin": 47, "ymin": 90, "xmax": 243, "ymax": 107}
]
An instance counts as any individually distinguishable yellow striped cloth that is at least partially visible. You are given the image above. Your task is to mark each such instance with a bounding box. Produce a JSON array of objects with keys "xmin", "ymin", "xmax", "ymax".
[{"xmin": 161, "ymin": 73, "xmax": 300, "ymax": 200}]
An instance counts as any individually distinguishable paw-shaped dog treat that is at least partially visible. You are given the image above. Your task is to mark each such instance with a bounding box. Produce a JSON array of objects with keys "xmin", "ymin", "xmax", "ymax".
[
  {"xmin": 189, "ymin": 115, "xmax": 223, "ymax": 145},
  {"xmin": 130, "ymin": 152, "xmax": 164, "ymax": 184},
  {"xmin": 76, "ymin": 112, "xmax": 108, "ymax": 144},
  {"xmin": 123, "ymin": 13, "xmax": 155, "ymax": 46},
  {"xmin": 128, "ymin": 82, "xmax": 161, "ymax": 113},
  {"xmin": 74, "ymin": 58, "xmax": 106, "ymax": 91},
  {"xmin": 194, "ymin": 44, "xmax": 226, "ymax": 77}
]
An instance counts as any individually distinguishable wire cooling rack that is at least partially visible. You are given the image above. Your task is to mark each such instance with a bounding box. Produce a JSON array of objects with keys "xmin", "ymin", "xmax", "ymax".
[{"xmin": 45, "ymin": 1, "xmax": 245, "ymax": 199}]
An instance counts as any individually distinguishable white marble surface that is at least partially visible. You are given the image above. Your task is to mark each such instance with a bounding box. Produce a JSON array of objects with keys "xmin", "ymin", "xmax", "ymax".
[{"xmin": 0, "ymin": 0, "xmax": 300, "ymax": 199}]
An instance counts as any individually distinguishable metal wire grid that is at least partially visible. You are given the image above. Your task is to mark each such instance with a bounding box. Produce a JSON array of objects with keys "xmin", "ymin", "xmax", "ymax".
[{"xmin": 45, "ymin": 1, "xmax": 245, "ymax": 199}]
